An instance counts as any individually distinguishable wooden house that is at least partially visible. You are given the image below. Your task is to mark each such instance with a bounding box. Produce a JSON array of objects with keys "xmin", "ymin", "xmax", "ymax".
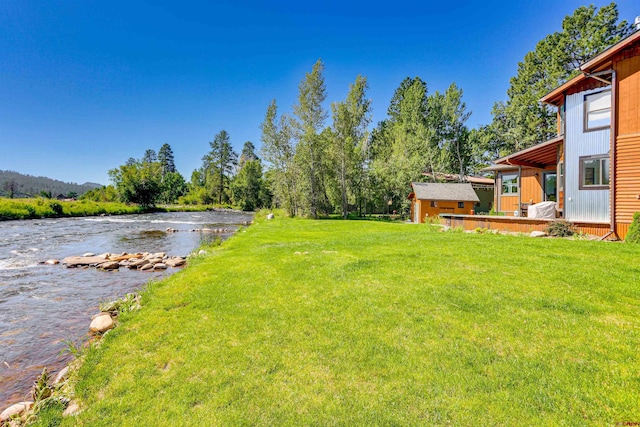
[
  {"xmin": 408, "ymin": 182, "xmax": 479, "ymax": 223},
  {"xmin": 479, "ymin": 30, "xmax": 640, "ymax": 239}
]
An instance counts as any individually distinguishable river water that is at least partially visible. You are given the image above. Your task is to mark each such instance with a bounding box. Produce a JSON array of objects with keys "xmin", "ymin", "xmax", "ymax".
[{"xmin": 0, "ymin": 210, "xmax": 253, "ymax": 406}]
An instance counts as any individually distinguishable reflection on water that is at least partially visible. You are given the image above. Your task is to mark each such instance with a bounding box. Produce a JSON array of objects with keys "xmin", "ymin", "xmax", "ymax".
[{"xmin": 0, "ymin": 210, "xmax": 252, "ymax": 405}]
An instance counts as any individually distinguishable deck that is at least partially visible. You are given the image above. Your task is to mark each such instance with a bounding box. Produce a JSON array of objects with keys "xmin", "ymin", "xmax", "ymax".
[{"xmin": 439, "ymin": 214, "xmax": 611, "ymax": 237}]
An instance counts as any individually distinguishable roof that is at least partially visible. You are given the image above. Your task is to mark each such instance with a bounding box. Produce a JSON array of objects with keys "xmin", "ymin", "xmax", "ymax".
[
  {"xmin": 410, "ymin": 182, "xmax": 480, "ymax": 202},
  {"xmin": 541, "ymin": 30, "xmax": 640, "ymax": 106},
  {"xmin": 493, "ymin": 136, "xmax": 563, "ymax": 168},
  {"xmin": 479, "ymin": 164, "xmax": 519, "ymax": 172}
]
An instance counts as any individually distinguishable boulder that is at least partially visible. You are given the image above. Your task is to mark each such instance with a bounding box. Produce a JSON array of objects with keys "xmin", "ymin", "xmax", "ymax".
[
  {"xmin": 153, "ymin": 263, "xmax": 167, "ymax": 270},
  {"xmin": 89, "ymin": 313, "xmax": 114, "ymax": 334},
  {"xmin": 266, "ymin": 213, "xmax": 274, "ymax": 220},
  {"xmin": 198, "ymin": 250, "xmax": 207, "ymax": 255},
  {"xmin": 62, "ymin": 256, "xmax": 108, "ymax": 267},
  {"xmin": 146, "ymin": 258, "xmax": 163, "ymax": 265},
  {"xmin": 0, "ymin": 401, "xmax": 34, "ymax": 422},
  {"xmin": 98, "ymin": 261, "xmax": 120, "ymax": 270},
  {"xmin": 140, "ymin": 263, "xmax": 154, "ymax": 271},
  {"xmin": 44, "ymin": 259, "xmax": 59, "ymax": 265},
  {"xmin": 530, "ymin": 231, "xmax": 547, "ymax": 238},
  {"xmin": 150, "ymin": 252, "xmax": 166, "ymax": 260},
  {"xmin": 128, "ymin": 259, "xmax": 150, "ymax": 269},
  {"xmin": 164, "ymin": 257, "xmax": 186, "ymax": 267},
  {"xmin": 82, "ymin": 252, "xmax": 96, "ymax": 257}
]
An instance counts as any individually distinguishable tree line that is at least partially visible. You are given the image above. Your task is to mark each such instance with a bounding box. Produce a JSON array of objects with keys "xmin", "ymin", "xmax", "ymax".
[{"xmin": 85, "ymin": 3, "xmax": 632, "ymax": 215}]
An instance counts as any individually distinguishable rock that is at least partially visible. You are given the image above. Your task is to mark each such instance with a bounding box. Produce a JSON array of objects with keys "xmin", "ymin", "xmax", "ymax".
[
  {"xmin": 166, "ymin": 227, "xmax": 178, "ymax": 233},
  {"xmin": 0, "ymin": 401, "xmax": 34, "ymax": 422},
  {"xmin": 98, "ymin": 261, "xmax": 120, "ymax": 270},
  {"xmin": 140, "ymin": 263, "xmax": 154, "ymax": 271},
  {"xmin": 62, "ymin": 401, "xmax": 80, "ymax": 417},
  {"xmin": 89, "ymin": 313, "xmax": 114, "ymax": 333},
  {"xmin": 164, "ymin": 257, "xmax": 186, "ymax": 267},
  {"xmin": 530, "ymin": 231, "xmax": 547, "ymax": 238},
  {"xmin": 151, "ymin": 252, "xmax": 166, "ymax": 260},
  {"xmin": 146, "ymin": 258, "xmax": 163, "ymax": 265},
  {"xmin": 153, "ymin": 263, "xmax": 167, "ymax": 270},
  {"xmin": 62, "ymin": 256, "xmax": 108, "ymax": 267},
  {"xmin": 198, "ymin": 250, "xmax": 207, "ymax": 255},
  {"xmin": 128, "ymin": 259, "xmax": 150, "ymax": 269},
  {"xmin": 44, "ymin": 259, "xmax": 59, "ymax": 265},
  {"xmin": 266, "ymin": 213, "xmax": 274, "ymax": 220},
  {"xmin": 109, "ymin": 254, "xmax": 141, "ymax": 262},
  {"xmin": 82, "ymin": 252, "xmax": 96, "ymax": 257},
  {"xmin": 53, "ymin": 367, "xmax": 69, "ymax": 386}
]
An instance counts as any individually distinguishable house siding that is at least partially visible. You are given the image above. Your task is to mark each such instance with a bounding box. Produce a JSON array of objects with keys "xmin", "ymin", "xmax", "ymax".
[{"xmin": 564, "ymin": 89, "xmax": 610, "ymax": 222}]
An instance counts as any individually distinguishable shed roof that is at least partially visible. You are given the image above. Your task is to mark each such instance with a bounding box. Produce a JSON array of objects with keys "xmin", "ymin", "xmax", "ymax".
[
  {"xmin": 492, "ymin": 136, "xmax": 563, "ymax": 168},
  {"xmin": 410, "ymin": 182, "xmax": 480, "ymax": 202}
]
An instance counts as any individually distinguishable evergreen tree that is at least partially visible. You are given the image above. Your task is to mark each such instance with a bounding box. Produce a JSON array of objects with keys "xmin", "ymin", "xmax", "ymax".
[
  {"xmin": 491, "ymin": 3, "xmax": 632, "ymax": 153},
  {"xmin": 239, "ymin": 141, "xmax": 259, "ymax": 167},
  {"xmin": 158, "ymin": 143, "xmax": 176, "ymax": 175},
  {"xmin": 202, "ymin": 130, "xmax": 238, "ymax": 204},
  {"xmin": 142, "ymin": 149, "xmax": 157, "ymax": 163},
  {"xmin": 231, "ymin": 159, "xmax": 265, "ymax": 211}
]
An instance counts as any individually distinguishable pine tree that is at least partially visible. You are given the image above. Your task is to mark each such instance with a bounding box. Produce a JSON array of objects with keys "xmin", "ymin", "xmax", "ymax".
[
  {"xmin": 202, "ymin": 130, "xmax": 238, "ymax": 204},
  {"xmin": 158, "ymin": 143, "xmax": 176, "ymax": 175}
]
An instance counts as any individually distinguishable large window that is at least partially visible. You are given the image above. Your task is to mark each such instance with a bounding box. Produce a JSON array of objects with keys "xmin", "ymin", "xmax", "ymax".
[
  {"xmin": 579, "ymin": 155, "xmax": 610, "ymax": 189},
  {"xmin": 584, "ymin": 90, "xmax": 611, "ymax": 131},
  {"xmin": 501, "ymin": 173, "xmax": 518, "ymax": 195}
]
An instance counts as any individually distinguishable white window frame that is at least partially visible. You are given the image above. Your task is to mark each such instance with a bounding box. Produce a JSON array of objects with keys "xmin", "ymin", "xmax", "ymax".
[
  {"xmin": 501, "ymin": 173, "xmax": 519, "ymax": 195},
  {"xmin": 584, "ymin": 90, "xmax": 611, "ymax": 132}
]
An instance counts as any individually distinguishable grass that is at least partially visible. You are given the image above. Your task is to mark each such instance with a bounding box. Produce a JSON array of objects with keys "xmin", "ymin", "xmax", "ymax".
[{"xmin": 58, "ymin": 216, "xmax": 640, "ymax": 425}]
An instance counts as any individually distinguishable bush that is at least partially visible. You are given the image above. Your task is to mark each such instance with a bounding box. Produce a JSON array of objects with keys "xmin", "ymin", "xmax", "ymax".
[
  {"xmin": 625, "ymin": 212, "xmax": 640, "ymax": 243},
  {"xmin": 545, "ymin": 220, "xmax": 576, "ymax": 237}
]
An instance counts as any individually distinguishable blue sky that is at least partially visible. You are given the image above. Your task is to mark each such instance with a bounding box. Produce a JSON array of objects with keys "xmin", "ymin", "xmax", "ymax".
[{"xmin": 1, "ymin": 1, "xmax": 637, "ymax": 185}]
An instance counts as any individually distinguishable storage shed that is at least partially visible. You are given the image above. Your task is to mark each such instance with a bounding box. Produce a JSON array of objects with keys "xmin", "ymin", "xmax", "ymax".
[{"xmin": 408, "ymin": 182, "xmax": 480, "ymax": 223}]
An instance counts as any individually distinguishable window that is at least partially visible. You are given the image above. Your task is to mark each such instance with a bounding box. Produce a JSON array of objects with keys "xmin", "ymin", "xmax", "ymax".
[
  {"xmin": 430, "ymin": 200, "xmax": 437, "ymax": 208},
  {"xmin": 557, "ymin": 161, "xmax": 564, "ymax": 191},
  {"xmin": 501, "ymin": 173, "xmax": 518, "ymax": 195},
  {"xmin": 584, "ymin": 90, "xmax": 611, "ymax": 131},
  {"xmin": 458, "ymin": 202, "xmax": 464, "ymax": 209},
  {"xmin": 579, "ymin": 155, "xmax": 610, "ymax": 189}
]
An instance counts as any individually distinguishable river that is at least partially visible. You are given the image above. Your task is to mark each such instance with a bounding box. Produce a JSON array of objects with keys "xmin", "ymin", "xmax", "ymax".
[{"xmin": 0, "ymin": 210, "xmax": 253, "ymax": 406}]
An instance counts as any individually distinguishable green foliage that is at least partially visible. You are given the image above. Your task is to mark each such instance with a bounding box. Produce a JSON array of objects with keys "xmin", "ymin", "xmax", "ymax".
[
  {"xmin": 545, "ymin": 220, "xmax": 576, "ymax": 237},
  {"xmin": 80, "ymin": 185, "xmax": 119, "ymax": 202},
  {"xmin": 0, "ymin": 197, "xmax": 143, "ymax": 219},
  {"xmin": 231, "ymin": 159, "xmax": 268, "ymax": 211},
  {"xmin": 108, "ymin": 159, "xmax": 162, "ymax": 207},
  {"xmin": 158, "ymin": 171, "xmax": 187, "ymax": 204},
  {"xmin": 625, "ymin": 212, "xmax": 640, "ymax": 243},
  {"xmin": 32, "ymin": 368, "xmax": 54, "ymax": 402},
  {"xmin": 158, "ymin": 143, "xmax": 176, "ymax": 175},
  {"xmin": 489, "ymin": 3, "xmax": 632, "ymax": 153},
  {"xmin": 200, "ymin": 130, "xmax": 238, "ymax": 205}
]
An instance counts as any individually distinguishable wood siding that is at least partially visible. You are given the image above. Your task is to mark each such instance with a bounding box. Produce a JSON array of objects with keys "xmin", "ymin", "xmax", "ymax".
[
  {"xmin": 616, "ymin": 55, "xmax": 640, "ymax": 136},
  {"xmin": 499, "ymin": 195, "xmax": 519, "ymax": 215},
  {"xmin": 415, "ymin": 200, "xmax": 474, "ymax": 222},
  {"xmin": 614, "ymin": 133, "xmax": 640, "ymax": 224}
]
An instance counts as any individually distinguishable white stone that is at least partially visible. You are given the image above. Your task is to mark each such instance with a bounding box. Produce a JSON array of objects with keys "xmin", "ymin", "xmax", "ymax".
[
  {"xmin": 0, "ymin": 401, "xmax": 33, "ymax": 422},
  {"xmin": 266, "ymin": 213, "xmax": 274, "ymax": 220},
  {"xmin": 89, "ymin": 313, "xmax": 114, "ymax": 333},
  {"xmin": 53, "ymin": 366, "xmax": 69, "ymax": 385},
  {"xmin": 140, "ymin": 263, "xmax": 154, "ymax": 271},
  {"xmin": 530, "ymin": 231, "xmax": 547, "ymax": 238},
  {"xmin": 198, "ymin": 250, "xmax": 207, "ymax": 255},
  {"xmin": 164, "ymin": 257, "xmax": 186, "ymax": 267},
  {"xmin": 62, "ymin": 402, "xmax": 80, "ymax": 417},
  {"xmin": 153, "ymin": 263, "xmax": 167, "ymax": 270},
  {"xmin": 44, "ymin": 259, "xmax": 59, "ymax": 265},
  {"xmin": 82, "ymin": 252, "xmax": 95, "ymax": 257}
]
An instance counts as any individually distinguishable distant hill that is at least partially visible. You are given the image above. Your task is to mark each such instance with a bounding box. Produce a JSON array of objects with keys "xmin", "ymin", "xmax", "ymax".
[{"xmin": 0, "ymin": 170, "xmax": 102, "ymax": 198}]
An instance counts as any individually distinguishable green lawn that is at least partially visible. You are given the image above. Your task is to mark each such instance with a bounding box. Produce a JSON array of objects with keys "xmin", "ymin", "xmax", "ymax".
[{"xmin": 61, "ymin": 217, "xmax": 640, "ymax": 426}]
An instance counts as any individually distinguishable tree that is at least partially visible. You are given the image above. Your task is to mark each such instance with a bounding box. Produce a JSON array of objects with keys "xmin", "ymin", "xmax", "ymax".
[
  {"xmin": 158, "ymin": 143, "xmax": 176, "ymax": 175},
  {"xmin": 142, "ymin": 149, "xmax": 157, "ymax": 163},
  {"xmin": 3, "ymin": 179, "xmax": 17, "ymax": 198},
  {"xmin": 159, "ymin": 171, "xmax": 186, "ymax": 204},
  {"xmin": 370, "ymin": 77, "xmax": 435, "ymax": 212},
  {"xmin": 491, "ymin": 3, "xmax": 632, "ymax": 153},
  {"xmin": 260, "ymin": 100, "xmax": 299, "ymax": 216},
  {"xmin": 109, "ymin": 160, "xmax": 162, "ymax": 207},
  {"xmin": 202, "ymin": 130, "xmax": 238, "ymax": 204},
  {"xmin": 239, "ymin": 141, "xmax": 259, "ymax": 166},
  {"xmin": 329, "ymin": 75, "xmax": 371, "ymax": 218},
  {"xmin": 429, "ymin": 82, "xmax": 471, "ymax": 180},
  {"xmin": 231, "ymin": 159, "xmax": 265, "ymax": 211}
]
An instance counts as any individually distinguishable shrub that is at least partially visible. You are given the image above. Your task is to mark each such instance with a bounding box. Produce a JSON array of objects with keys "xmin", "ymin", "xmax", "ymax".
[
  {"xmin": 625, "ymin": 212, "xmax": 640, "ymax": 243},
  {"xmin": 48, "ymin": 201, "xmax": 63, "ymax": 215},
  {"xmin": 545, "ymin": 220, "xmax": 576, "ymax": 237}
]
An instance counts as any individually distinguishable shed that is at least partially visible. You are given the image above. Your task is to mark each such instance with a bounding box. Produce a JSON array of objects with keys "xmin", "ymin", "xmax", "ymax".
[{"xmin": 408, "ymin": 182, "xmax": 480, "ymax": 223}]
